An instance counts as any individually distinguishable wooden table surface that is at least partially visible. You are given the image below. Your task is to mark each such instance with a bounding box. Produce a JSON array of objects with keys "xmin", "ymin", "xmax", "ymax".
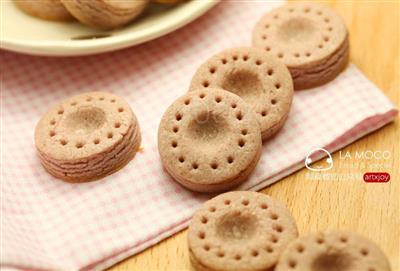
[{"xmin": 110, "ymin": 1, "xmax": 399, "ymax": 270}]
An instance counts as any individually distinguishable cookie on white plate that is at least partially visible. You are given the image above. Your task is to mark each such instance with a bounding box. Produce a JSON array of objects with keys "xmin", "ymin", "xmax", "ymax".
[
  {"xmin": 61, "ymin": 0, "xmax": 149, "ymax": 29},
  {"xmin": 14, "ymin": 0, "xmax": 73, "ymax": 21}
]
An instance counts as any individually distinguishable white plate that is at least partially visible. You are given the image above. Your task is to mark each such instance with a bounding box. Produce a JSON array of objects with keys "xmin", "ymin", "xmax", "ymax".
[{"xmin": 0, "ymin": 0, "xmax": 219, "ymax": 56}]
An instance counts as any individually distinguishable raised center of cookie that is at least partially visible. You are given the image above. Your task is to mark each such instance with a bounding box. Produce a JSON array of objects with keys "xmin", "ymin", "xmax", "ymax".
[
  {"xmin": 278, "ymin": 17, "xmax": 315, "ymax": 42},
  {"xmin": 64, "ymin": 107, "xmax": 106, "ymax": 134},
  {"xmin": 312, "ymin": 252, "xmax": 353, "ymax": 271},
  {"xmin": 216, "ymin": 211, "xmax": 258, "ymax": 241},
  {"xmin": 221, "ymin": 69, "xmax": 264, "ymax": 106},
  {"xmin": 188, "ymin": 111, "xmax": 227, "ymax": 143}
]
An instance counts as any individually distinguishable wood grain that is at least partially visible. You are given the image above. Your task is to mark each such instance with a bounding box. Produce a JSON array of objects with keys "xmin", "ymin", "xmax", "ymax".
[{"xmin": 109, "ymin": 1, "xmax": 399, "ymax": 270}]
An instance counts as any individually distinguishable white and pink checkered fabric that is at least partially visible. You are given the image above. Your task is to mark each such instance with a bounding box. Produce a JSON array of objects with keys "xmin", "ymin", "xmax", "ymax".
[{"xmin": 1, "ymin": 1, "xmax": 397, "ymax": 270}]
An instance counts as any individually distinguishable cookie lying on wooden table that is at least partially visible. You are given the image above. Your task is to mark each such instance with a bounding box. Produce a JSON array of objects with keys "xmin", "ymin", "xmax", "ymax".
[
  {"xmin": 275, "ymin": 231, "xmax": 391, "ymax": 271},
  {"xmin": 188, "ymin": 191, "xmax": 298, "ymax": 271}
]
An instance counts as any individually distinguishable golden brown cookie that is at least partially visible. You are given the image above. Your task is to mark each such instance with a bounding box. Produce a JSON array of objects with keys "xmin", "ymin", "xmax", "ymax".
[
  {"xmin": 35, "ymin": 92, "xmax": 141, "ymax": 183},
  {"xmin": 158, "ymin": 89, "xmax": 262, "ymax": 193},
  {"xmin": 189, "ymin": 47, "xmax": 293, "ymax": 141},
  {"xmin": 14, "ymin": 0, "xmax": 73, "ymax": 21},
  {"xmin": 275, "ymin": 231, "xmax": 391, "ymax": 271},
  {"xmin": 188, "ymin": 191, "xmax": 299, "ymax": 271},
  {"xmin": 61, "ymin": 0, "xmax": 149, "ymax": 29},
  {"xmin": 252, "ymin": 3, "xmax": 349, "ymax": 90}
]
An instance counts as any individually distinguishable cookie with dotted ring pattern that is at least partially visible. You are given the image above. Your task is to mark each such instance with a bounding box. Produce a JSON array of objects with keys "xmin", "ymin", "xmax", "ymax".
[
  {"xmin": 35, "ymin": 92, "xmax": 141, "ymax": 183},
  {"xmin": 188, "ymin": 191, "xmax": 299, "ymax": 271},
  {"xmin": 189, "ymin": 47, "xmax": 293, "ymax": 141},
  {"xmin": 14, "ymin": 0, "xmax": 73, "ymax": 21},
  {"xmin": 252, "ymin": 3, "xmax": 349, "ymax": 90},
  {"xmin": 275, "ymin": 231, "xmax": 391, "ymax": 271},
  {"xmin": 158, "ymin": 88, "xmax": 262, "ymax": 193}
]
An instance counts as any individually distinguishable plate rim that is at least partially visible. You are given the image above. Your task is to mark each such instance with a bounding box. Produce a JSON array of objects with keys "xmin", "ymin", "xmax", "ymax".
[{"xmin": 0, "ymin": 0, "xmax": 220, "ymax": 56}]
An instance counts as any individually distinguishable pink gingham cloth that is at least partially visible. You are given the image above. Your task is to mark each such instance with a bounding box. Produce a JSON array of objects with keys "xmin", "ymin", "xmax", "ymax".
[{"xmin": 1, "ymin": 1, "xmax": 398, "ymax": 270}]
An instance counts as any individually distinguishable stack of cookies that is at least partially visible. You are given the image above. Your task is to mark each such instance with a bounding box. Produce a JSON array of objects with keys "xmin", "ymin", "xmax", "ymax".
[
  {"xmin": 158, "ymin": 3, "xmax": 351, "ymax": 193},
  {"xmin": 252, "ymin": 2, "xmax": 349, "ymax": 90},
  {"xmin": 35, "ymin": 92, "xmax": 141, "ymax": 183},
  {"xmin": 158, "ymin": 47, "xmax": 294, "ymax": 192}
]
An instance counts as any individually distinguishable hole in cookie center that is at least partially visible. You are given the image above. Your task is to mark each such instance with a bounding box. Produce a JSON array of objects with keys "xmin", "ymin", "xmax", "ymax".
[
  {"xmin": 278, "ymin": 17, "xmax": 315, "ymax": 42},
  {"xmin": 188, "ymin": 111, "xmax": 227, "ymax": 144},
  {"xmin": 312, "ymin": 252, "xmax": 354, "ymax": 271},
  {"xmin": 221, "ymin": 69, "xmax": 264, "ymax": 106},
  {"xmin": 216, "ymin": 211, "xmax": 258, "ymax": 241},
  {"xmin": 64, "ymin": 107, "xmax": 106, "ymax": 134}
]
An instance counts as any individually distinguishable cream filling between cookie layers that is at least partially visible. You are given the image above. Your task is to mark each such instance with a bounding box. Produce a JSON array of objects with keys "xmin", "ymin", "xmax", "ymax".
[
  {"xmin": 38, "ymin": 124, "xmax": 139, "ymax": 174},
  {"xmin": 289, "ymin": 35, "xmax": 349, "ymax": 82}
]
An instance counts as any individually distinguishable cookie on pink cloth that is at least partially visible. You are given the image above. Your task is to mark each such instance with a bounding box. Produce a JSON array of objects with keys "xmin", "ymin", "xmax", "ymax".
[
  {"xmin": 158, "ymin": 89, "xmax": 262, "ymax": 193},
  {"xmin": 189, "ymin": 47, "xmax": 293, "ymax": 140},
  {"xmin": 252, "ymin": 3, "xmax": 349, "ymax": 90},
  {"xmin": 35, "ymin": 92, "xmax": 141, "ymax": 183}
]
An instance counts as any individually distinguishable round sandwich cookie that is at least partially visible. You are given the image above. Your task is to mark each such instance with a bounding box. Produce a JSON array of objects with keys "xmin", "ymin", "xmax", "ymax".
[
  {"xmin": 275, "ymin": 231, "xmax": 391, "ymax": 271},
  {"xmin": 61, "ymin": 0, "xmax": 149, "ymax": 29},
  {"xmin": 188, "ymin": 191, "xmax": 299, "ymax": 271},
  {"xmin": 158, "ymin": 89, "xmax": 262, "ymax": 193},
  {"xmin": 252, "ymin": 3, "xmax": 349, "ymax": 90},
  {"xmin": 35, "ymin": 92, "xmax": 141, "ymax": 183},
  {"xmin": 189, "ymin": 47, "xmax": 293, "ymax": 141},
  {"xmin": 14, "ymin": 0, "xmax": 73, "ymax": 21}
]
